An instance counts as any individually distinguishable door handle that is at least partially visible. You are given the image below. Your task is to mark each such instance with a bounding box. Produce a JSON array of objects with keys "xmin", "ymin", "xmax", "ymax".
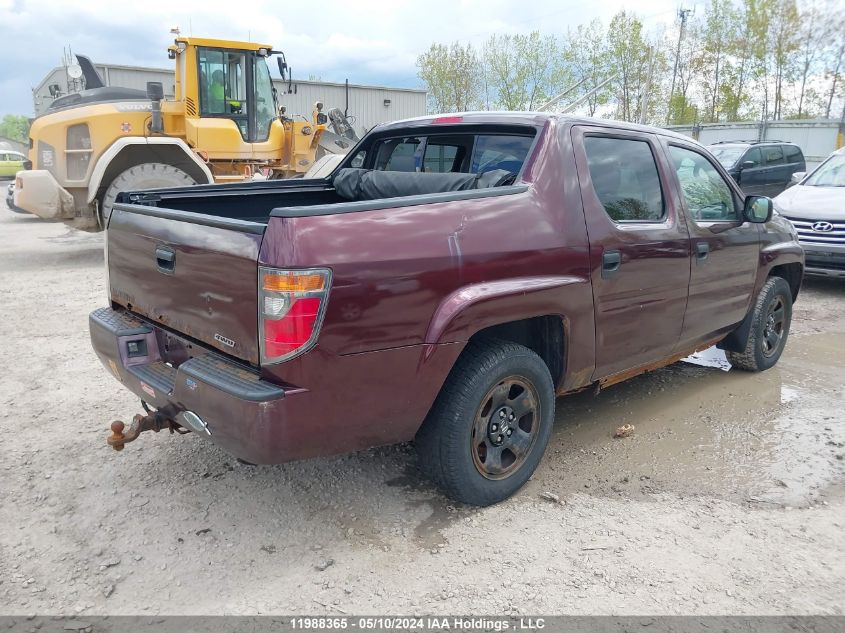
[
  {"xmin": 695, "ymin": 241, "xmax": 709, "ymax": 262},
  {"xmin": 155, "ymin": 245, "xmax": 176, "ymax": 274},
  {"xmin": 601, "ymin": 250, "xmax": 622, "ymax": 278}
]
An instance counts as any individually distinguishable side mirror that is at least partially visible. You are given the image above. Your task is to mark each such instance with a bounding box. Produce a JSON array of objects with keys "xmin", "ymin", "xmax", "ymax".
[
  {"xmin": 744, "ymin": 195, "xmax": 773, "ymax": 223},
  {"xmin": 741, "ymin": 160, "xmax": 755, "ymax": 170},
  {"xmin": 277, "ymin": 55, "xmax": 288, "ymax": 80},
  {"xmin": 790, "ymin": 171, "xmax": 806, "ymax": 185}
]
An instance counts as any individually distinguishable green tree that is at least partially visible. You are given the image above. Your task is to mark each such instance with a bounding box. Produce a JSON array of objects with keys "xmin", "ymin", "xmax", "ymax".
[
  {"xmin": 483, "ymin": 32, "xmax": 559, "ymax": 110},
  {"xmin": 0, "ymin": 115, "xmax": 30, "ymax": 144},
  {"xmin": 768, "ymin": 0, "xmax": 800, "ymax": 119},
  {"xmin": 417, "ymin": 42, "xmax": 482, "ymax": 113},
  {"xmin": 666, "ymin": 17, "xmax": 703, "ymax": 124},
  {"xmin": 694, "ymin": 0, "xmax": 739, "ymax": 122},
  {"xmin": 561, "ymin": 19, "xmax": 611, "ymax": 116},
  {"xmin": 794, "ymin": 1, "xmax": 828, "ymax": 117},
  {"xmin": 606, "ymin": 12, "xmax": 661, "ymax": 123}
]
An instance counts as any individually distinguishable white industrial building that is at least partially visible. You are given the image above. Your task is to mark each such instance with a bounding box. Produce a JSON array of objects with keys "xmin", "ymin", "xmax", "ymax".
[{"xmin": 32, "ymin": 63, "xmax": 427, "ymax": 137}]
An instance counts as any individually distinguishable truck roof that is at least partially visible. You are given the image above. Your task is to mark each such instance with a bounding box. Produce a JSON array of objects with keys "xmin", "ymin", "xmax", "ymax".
[
  {"xmin": 172, "ymin": 36, "xmax": 273, "ymax": 51},
  {"xmin": 374, "ymin": 111, "xmax": 695, "ymax": 143}
]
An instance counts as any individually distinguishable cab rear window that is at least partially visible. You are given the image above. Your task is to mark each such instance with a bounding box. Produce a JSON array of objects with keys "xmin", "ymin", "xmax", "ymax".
[{"xmin": 358, "ymin": 131, "xmax": 535, "ymax": 176}]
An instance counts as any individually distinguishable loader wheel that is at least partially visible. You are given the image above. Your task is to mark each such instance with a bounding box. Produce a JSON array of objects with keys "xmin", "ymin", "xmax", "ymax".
[
  {"xmin": 415, "ymin": 340, "xmax": 555, "ymax": 506},
  {"xmin": 727, "ymin": 276, "xmax": 793, "ymax": 372},
  {"xmin": 100, "ymin": 163, "xmax": 196, "ymax": 225}
]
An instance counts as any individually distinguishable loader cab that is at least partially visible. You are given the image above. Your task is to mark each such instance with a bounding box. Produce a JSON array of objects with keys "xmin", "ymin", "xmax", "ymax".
[{"xmin": 196, "ymin": 46, "xmax": 276, "ymax": 143}]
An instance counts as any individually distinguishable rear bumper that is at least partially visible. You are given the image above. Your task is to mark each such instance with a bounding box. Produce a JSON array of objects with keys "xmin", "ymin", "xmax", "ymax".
[
  {"xmin": 801, "ymin": 242, "xmax": 845, "ymax": 278},
  {"xmin": 90, "ymin": 306, "xmax": 289, "ymax": 463},
  {"xmin": 91, "ymin": 306, "xmax": 464, "ymax": 465},
  {"xmin": 14, "ymin": 170, "xmax": 75, "ymax": 219}
]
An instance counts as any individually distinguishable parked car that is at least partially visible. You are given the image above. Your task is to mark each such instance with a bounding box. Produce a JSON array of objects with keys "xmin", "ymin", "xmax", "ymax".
[
  {"xmin": 708, "ymin": 140, "xmax": 805, "ymax": 197},
  {"xmin": 0, "ymin": 151, "xmax": 27, "ymax": 179},
  {"xmin": 774, "ymin": 147, "xmax": 845, "ymax": 278},
  {"xmin": 4, "ymin": 182, "xmax": 26, "ymax": 213},
  {"xmin": 89, "ymin": 113, "xmax": 803, "ymax": 506}
]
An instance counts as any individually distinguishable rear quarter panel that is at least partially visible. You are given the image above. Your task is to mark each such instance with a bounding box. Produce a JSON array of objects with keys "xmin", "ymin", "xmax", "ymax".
[{"xmin": 257, "ymin": 118, "xmax": 597, "ymax": 444}]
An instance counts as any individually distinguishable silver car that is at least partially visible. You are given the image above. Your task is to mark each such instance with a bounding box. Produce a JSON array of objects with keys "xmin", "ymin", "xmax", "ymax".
[{"xmin": 774, "ymin": 147, "xmax": 845, "ymax": 278}]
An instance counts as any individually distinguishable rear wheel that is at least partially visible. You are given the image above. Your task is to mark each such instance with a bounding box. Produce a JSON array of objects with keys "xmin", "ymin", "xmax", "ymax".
[
  {"xmin": 100, "ymin": 163, "xmax": 196, "ymax": 225},
  {"xmin": 727, "ymin": 276, "xmax": 793, "ymax": 372},
  {"xmin": 416, "ymin": 340, "xmax": 555, "ymax": 506}
]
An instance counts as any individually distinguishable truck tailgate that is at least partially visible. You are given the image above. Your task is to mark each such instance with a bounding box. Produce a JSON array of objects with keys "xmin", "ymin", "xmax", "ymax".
[{"xmin": 107, "ymin": 204, "xmax": 264, "ymax": 365}]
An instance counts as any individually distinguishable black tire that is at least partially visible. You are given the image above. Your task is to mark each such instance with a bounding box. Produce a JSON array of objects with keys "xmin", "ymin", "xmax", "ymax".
[
  {"xmin": 101, "ymin": 163, "xmax": 196, "ymax": 224},
  {"xmin": 415, "ymin": 339, "xmax": 555, "ymax": 506},
  {"xmin": 727, "ymin": 276, "xmax": 793, "ymax": 372}
]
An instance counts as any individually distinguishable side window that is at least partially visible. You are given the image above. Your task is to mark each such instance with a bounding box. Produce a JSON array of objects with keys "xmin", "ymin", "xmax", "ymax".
[
  {"xmin": 743, "ymin": 147, "xmax": 762, "ymax": 167},
  {"xmin": 785, "ymin": 145, "xmax": 803, "ymax": 163},
  {"xmin": 0, "ymin": 154, "xmax": 7, "ymax": 161},
  {"xmin": 669, "ymin": 145, "xmax": 738, "ymax": 222},
  {"xmin": 763, "ymin": 145, "xmax": 784, "ymax": 165},
  {"xmin": 583, "ymin": 136, "xmax": 665, "ymax": 222}
]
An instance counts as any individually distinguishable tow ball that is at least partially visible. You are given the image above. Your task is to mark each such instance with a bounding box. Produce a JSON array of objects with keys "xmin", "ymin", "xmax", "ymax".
[{"xmin": 107, "ymin": 411, "xmax": 188, "ymax": 452}]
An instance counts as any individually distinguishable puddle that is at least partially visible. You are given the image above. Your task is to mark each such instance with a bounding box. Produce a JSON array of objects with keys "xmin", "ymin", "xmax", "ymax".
[
  {"xmin": 532, "ymin": 332, "xmax": 845, "ymax": 508},
  {"xmin": 387, "ymin": 465, "xmax": 476, "ymax": 549}
]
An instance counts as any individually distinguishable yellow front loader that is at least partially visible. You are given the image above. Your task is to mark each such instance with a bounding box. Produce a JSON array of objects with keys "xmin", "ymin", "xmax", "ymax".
[{"xmin": 16, "ymin": 37, "xmax": 337, "ymax": 231}]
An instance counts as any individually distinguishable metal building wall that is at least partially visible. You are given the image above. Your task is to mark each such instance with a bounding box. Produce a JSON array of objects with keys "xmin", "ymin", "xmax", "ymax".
[
  {"xmin": 32, "ymin": 65, "xmax": 175, "ymax": 116},
  {"xmin": 96, "ymin": 66, "xmax": 175, "ymax": 98},
  {"xmin": 274, "ymin": 80, "xmax": 427, "ymax": 137},
  {"xmin": 665, "ymin": 120, "xmax": 843, "ymax": 168},
  {"xmin": 33, "ymin": 64, "xmax": 427, "ymax": 134}
]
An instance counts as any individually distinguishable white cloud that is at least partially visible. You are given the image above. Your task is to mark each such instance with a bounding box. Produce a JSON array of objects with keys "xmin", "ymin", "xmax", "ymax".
[{"xmin": 0, "ymin": 0, "xmax": 678, "ymax": 114}]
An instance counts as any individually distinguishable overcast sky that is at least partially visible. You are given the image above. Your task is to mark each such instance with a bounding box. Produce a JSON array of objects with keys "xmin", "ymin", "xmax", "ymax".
[{"xmin": 0, "ymin": 0, "xmax": 679, "ymax": 116}]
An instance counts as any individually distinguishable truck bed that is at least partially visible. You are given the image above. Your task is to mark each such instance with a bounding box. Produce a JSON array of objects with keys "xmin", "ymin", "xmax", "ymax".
[{"xmin": 117, "ymin": 178, "xmax": 345, "ymax": 225}]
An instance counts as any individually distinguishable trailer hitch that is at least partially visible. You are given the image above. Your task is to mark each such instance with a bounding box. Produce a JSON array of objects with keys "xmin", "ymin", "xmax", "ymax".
[{"xmin": 107, "ymin": 411, "xmax": 188, "ymax": 451}]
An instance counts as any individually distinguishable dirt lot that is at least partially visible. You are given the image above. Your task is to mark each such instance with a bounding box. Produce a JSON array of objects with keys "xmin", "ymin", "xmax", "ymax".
[{"xmin": 1, "ymin": 200, "xmax": 844, "ymax": 616}]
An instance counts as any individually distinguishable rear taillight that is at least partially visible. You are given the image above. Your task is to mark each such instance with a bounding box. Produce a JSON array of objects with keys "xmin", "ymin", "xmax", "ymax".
[{"xmin": 259, "ymin": 267, "xmax": 332, "ymax": 364}]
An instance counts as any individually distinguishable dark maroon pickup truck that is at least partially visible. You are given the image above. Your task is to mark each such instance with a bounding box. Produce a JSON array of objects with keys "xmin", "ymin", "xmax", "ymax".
[{"xmin": 91, "ymin": 113, "xmax": 803, "ymax": 505}]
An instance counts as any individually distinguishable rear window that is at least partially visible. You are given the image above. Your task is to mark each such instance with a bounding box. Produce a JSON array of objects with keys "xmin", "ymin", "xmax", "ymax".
[
  {"xmin": 365, "ymin": 131, "xmax": 535, "ymax": 176},
  {"xmin": 471, "ymin": 135, "xmax": 535, "ymax": 174},
  {"xmin": 709, "ymin": 145, "xmax": 747, "ymax": 168}
]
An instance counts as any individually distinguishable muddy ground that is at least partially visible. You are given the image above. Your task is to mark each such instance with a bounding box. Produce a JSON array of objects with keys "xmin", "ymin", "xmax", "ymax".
[{"xmin": 1, "ymin": 201, "xmax": 844, "ymax": 616}]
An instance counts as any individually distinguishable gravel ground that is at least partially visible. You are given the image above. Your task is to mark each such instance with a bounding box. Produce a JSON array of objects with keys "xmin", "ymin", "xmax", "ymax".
[{"xmin": 1, "ymin": 200, "xmax": 844, "ymax": 616}]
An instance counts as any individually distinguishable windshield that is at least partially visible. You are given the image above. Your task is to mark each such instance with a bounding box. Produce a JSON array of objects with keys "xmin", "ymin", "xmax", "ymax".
[
  {"xmin": 708, "ymin": 146, "xmax": 746, "ymax": 168},
  {"xmin": 804, "ymin": 154, "xmax": 845, "ymax": 187},
  {"xmin": 254, "ymin": 56, "xmax": 275, "ymax": 141}
]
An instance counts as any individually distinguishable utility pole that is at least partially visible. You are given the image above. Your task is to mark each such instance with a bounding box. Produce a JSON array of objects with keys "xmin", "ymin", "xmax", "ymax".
[
  {"xmin": 640, "ymin": 47, "xmax": 655, "ymax": 125},
  {"xmin": 667, "ymin": 7, "xmax": 692, "ymax": 125}
]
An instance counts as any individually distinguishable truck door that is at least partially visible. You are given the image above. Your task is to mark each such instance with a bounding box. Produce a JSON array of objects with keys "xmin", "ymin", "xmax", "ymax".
[
  {"xmin": 572, "ymin": 127, "xmax": 692, "ymax": 380},
  {"xmin": 662, "ymin": 141, "xmax": 759, "ymax": 351}
]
